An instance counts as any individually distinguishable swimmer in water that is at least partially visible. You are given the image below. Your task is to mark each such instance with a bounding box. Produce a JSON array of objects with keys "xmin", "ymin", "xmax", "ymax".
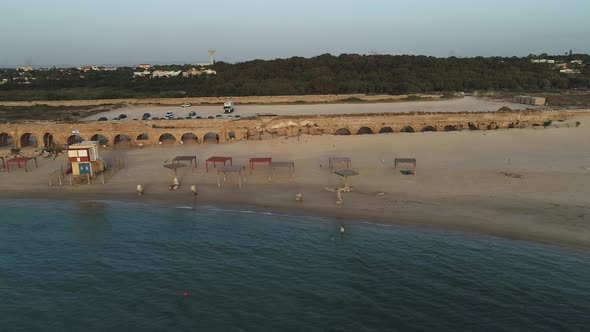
[{"xmin": 340, "ymin": 224, "xmax": 345, "ymax": 234}]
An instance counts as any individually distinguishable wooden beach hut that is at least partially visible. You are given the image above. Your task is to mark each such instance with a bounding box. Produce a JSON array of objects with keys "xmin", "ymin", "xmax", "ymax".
[{"xmin": 67, "ymin": 141, "xmax": 104, "ymax": 177}]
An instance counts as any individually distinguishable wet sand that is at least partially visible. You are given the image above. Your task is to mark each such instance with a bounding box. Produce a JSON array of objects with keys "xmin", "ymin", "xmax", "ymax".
[{"xmin": 1, "ymin": 115, "xmax": 589, "ymax": 249}]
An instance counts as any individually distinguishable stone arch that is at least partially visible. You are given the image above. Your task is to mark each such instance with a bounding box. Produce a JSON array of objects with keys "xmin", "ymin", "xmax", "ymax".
[
  {"xmin": 91, "ymin": 134, "xmax": 109, "ymax": 145},
  {"xmin": 378, "ymin": 127, "xmax": 394, "ymax": 134},
  {"xmin": 334, "ymin": 128, "xmax": 351, "ymax": 135},
  {"xmin": 20, "ymin": 133, "xmax": 38, "ymax": 147},
  {"xmin": 443, "ymin": 125, "xmax": 458, "ymax": 131},
  {"xmin": 67, "ymin": 135, "xmax": 84, "ymax": 145},
  {"xmin": 400, "ymin": 126, "xmax": 415, "ymax": 133},
  {"xmin": 0, "ymin": 132, "xmax": 15, "ymax": 147},
  {"xmin": 468, "ymin": 122, "xmax": 479, "ymax": 130},
  {"xmin": 137, "ymin": 133, "xmax": 149, "ymax": 141},
  {"xmin": 43, "ymin": 133, "xmax": 55, "ymax": 147},
  {"xmin": 159, "ymin": 133, "xmax": 176, "ymax": 144},
  {"xmin": 487, "ymin": 123, "xmax": 500, "ymax": 130},
  {"xmin": 114, "ymin": 134, "xmax": 132, "ymax": 145},
  {"xmin": 203, "ymin": 132, "xmax": 219, "ymax": 144},
  {"xmin": 356, "ymin": 127, "xmax": 374, "ymax": 135},
  {"xmin": 422, "ymin": 125, "xmax": 437, "ymax": 132},
  {"xmin": 181, "ymin": 132, "xmax": 198, "ymax": 144}
]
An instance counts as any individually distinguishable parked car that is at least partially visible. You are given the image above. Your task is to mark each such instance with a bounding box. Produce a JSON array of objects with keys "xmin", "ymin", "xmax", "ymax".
[
  {"xmin": 97, "ymin": 117, "xmax": 108, "ymax": 121},
  {"xmin": 215, "ymin": 114, "xmax": 222, "ymax": 118},
  {"xmin": 142, "ymin": 112, "xmax": 151, "ymax": 120},
  {"xmin": 208, "ymin": 116, "xmax": 214, "ymax": 119},
  {"xmin": 165, "ymin": 111, "xmax": 174, "ymax": 119},
  {"xmin": 118, "ymin": 114, "xmax": 127, "ymax": 119},
  {"xmin": 152, "ymin": 116, "xmax": 160, "ymax": 120},
  {"xmin": 181, "ymin": 103, "xmax": 191, "ymax": 108},
  {"xmin": 188, "ymin": 111, "xmax": 196, "ymax": 116},
  {"xmin": 223, "ymin": 101, "xmax": 235, "ymax": 113},
  {"xmin": 185, "ymin": 116, "xmax": 192, "ymax": 119},
  {"xmin": 111, "ymin": 117, "xmax": 119, "ymax": 121}
]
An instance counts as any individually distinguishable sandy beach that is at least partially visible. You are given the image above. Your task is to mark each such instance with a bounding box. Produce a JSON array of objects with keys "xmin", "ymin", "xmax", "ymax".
[
  {"xmin": 1, "ymin": 115, "xmax": 589, "ymax": 249},
  {"xmin": 81, "ymin": 96, "xmax": 534, "ymax": 121}
]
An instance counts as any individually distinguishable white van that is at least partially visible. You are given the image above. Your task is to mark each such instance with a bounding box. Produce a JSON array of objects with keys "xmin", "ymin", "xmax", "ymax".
[{"xmin": 223, "ymin": 101, "xmax": 235, "ymax": 113}]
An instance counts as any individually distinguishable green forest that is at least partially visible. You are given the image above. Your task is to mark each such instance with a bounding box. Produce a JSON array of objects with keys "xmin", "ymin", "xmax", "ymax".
[{"xmin": 1, "ymin": 54, "xmax": 589, "ymax": 101}]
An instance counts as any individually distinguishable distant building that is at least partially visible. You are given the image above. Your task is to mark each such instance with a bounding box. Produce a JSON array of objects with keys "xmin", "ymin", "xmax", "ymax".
[
  {"xmin": 513, "ymin": 95, "xmax": 546, "ymax": 106},
  {"xmin": 133, "ymin": 71, "xmax": 151, "ymax": 77},
  {"xmin": 0, "ymin": 79, "xmax": 8, "ymax": 85},
  {"xmin": 99, "ymin": 66, "xmax": 118, "ymax": 71},
  {"xmin": 531, "ymin": 59, "xmax": 555, "ymax": 64},
  {"xmin": 195, "ymin": 62, "xmax": 212, "ymax": 67},
  {"xmin": 554, "ymin": 63, "xmax": 568, "ymax": 69},
  {"xmin": 570, "ymin": 60, "xmax": 583, "ymax": 65},
  {"xmin": 560, "ymin": 68, "xmax": 581, "ymax": 75},
  {"xmin": 17, "ymin": 66, "xmax": 33, "ymax": 72},
  {"xmin": 182, "ymin": 67, "xmax": 217, "ymax": 77},
  {"xmin": 152, "ymin": 70, "xmax": 181, "ymax": 78},
  {"xmin": 138, "ymin": 64, "xmax": 152, "ymax": 69}
]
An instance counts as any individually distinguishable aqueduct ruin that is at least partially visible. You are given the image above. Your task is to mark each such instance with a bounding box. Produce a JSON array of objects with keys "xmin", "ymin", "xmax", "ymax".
[{"xmin": 0, "ymin": 110, "xmax": 582, "ymax": 149}]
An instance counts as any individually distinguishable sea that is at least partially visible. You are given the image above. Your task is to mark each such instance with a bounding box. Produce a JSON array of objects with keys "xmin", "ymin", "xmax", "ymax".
[{"xmin": 1, "ymin": 199, "xmax": 589, "ymax": 331}]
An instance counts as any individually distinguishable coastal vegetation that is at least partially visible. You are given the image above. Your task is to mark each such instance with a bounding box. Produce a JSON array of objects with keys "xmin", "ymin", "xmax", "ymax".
[{"xmin": 1, "ymin": 54, "xmax": 589, "ymax": 101}]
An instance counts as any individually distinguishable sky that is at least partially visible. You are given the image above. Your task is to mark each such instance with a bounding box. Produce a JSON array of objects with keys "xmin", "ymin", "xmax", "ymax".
[{"xmin": 1, "ymin": 0, "xmax": 589, "ymax": 67}]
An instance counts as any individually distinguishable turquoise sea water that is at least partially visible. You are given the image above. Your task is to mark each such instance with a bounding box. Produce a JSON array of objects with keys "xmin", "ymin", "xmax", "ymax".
[{"xmin": 1, "ymin": 200, "xmax": 589, "ymax": 331}]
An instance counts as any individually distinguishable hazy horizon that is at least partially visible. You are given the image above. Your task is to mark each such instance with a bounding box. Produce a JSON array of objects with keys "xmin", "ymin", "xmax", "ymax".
[{"xmin": 1, "ymin": 0, "xmax": 589, "ymax": 68}]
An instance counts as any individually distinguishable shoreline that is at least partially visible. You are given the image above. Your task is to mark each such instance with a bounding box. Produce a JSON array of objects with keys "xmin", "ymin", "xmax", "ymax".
[{"xmin": 2, "ymin": 183, "xmax": 589, "ymax": 251}]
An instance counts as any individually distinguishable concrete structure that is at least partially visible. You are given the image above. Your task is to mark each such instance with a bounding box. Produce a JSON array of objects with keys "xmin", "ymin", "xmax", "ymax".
[
  {"xmin": 512, "ymin": 96, "xmax": 546, "ymax": 106},
  {"xmin": 208, "ymin": 49, "xmax": 215, "ymax": 65},
  {"xmin": 137, "ymin": 64, "xmax": 152, "ymax": 69},
  {"xmin": 0, "ymin": 110, "xmax": 578, "ymax": 150},
  {"xmin": 183, "ymin": 68, "xmax": 217, "ymax": 77},
  {"xmin": 67, "ymin": 141, "xmax": 104, "ymax": 176},
  {"xmin": 152, "ymin": 70, "xmax": 181, "ymax": 78},
  {"xmin": 133, "ymin": 71, "xmax": 151, "ymax": 78},
  {"xmin": 560, "ymin": 69, "xmax": 581, "ymax": 75}
]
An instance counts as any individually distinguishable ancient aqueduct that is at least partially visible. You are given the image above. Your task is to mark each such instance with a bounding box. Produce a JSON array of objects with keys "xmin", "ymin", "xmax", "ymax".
[{"xmin": 0, "ymin": 110, "xmax": 581, "ymax": 149}]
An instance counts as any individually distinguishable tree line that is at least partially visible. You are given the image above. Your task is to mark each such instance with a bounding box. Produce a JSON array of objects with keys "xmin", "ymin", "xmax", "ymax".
[{"xmin": 1, "ymin": 54, "xmax": 589, "ymax": 101}]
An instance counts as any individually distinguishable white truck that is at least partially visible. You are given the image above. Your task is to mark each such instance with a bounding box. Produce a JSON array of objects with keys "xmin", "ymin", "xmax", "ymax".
[{"xmin": 223, "ymin": 101, "xmax": 235, "ymax": 113}]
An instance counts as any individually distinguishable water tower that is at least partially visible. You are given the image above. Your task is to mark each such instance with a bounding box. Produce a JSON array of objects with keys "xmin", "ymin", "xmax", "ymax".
[{"xmin": 208, "ymin": 49, "xmax": 216, "ymax": 65}]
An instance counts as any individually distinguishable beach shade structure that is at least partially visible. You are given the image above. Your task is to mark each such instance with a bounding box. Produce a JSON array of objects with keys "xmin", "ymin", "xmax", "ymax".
[
  {"xmin": 270, "ymin": 161, "xmax": 295, "ymax": 183},
  {"xmin": 249, "ymin": 157, "xmax": 272, "ymax": 174},
  {"xmin": 394, "ymin": 158, "xmax": 417, "ymax": 175},
  {"xmin": 334, "ymin": 169, "xmax": 359, "ymax": 190},
  {"xmin": 206, "ymin": 156, "xmax": 232, "ymax": 172},
  {"xmin": 329, "ymin": 156, "xmax": 351, "ymax": 169},
  {"xmin": 6, "ymin": 157, "xmax": 38, "ymax": 173},
  {"xmin": 163, "ymin": 162, "xmax": 187, "ymax": 175},
  {"xmin": 217, "ymin": 165, "xmax": 247, "ymax": 188},
  {"xmin": 173, "ymin": 155, "xmax": 197, "ymax": 172}
]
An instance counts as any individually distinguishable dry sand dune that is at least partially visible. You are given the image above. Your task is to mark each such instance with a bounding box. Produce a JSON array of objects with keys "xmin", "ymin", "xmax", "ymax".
[{"xmin": 1, "ymin": 115, "xmax": 589, "ymax": 248}]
